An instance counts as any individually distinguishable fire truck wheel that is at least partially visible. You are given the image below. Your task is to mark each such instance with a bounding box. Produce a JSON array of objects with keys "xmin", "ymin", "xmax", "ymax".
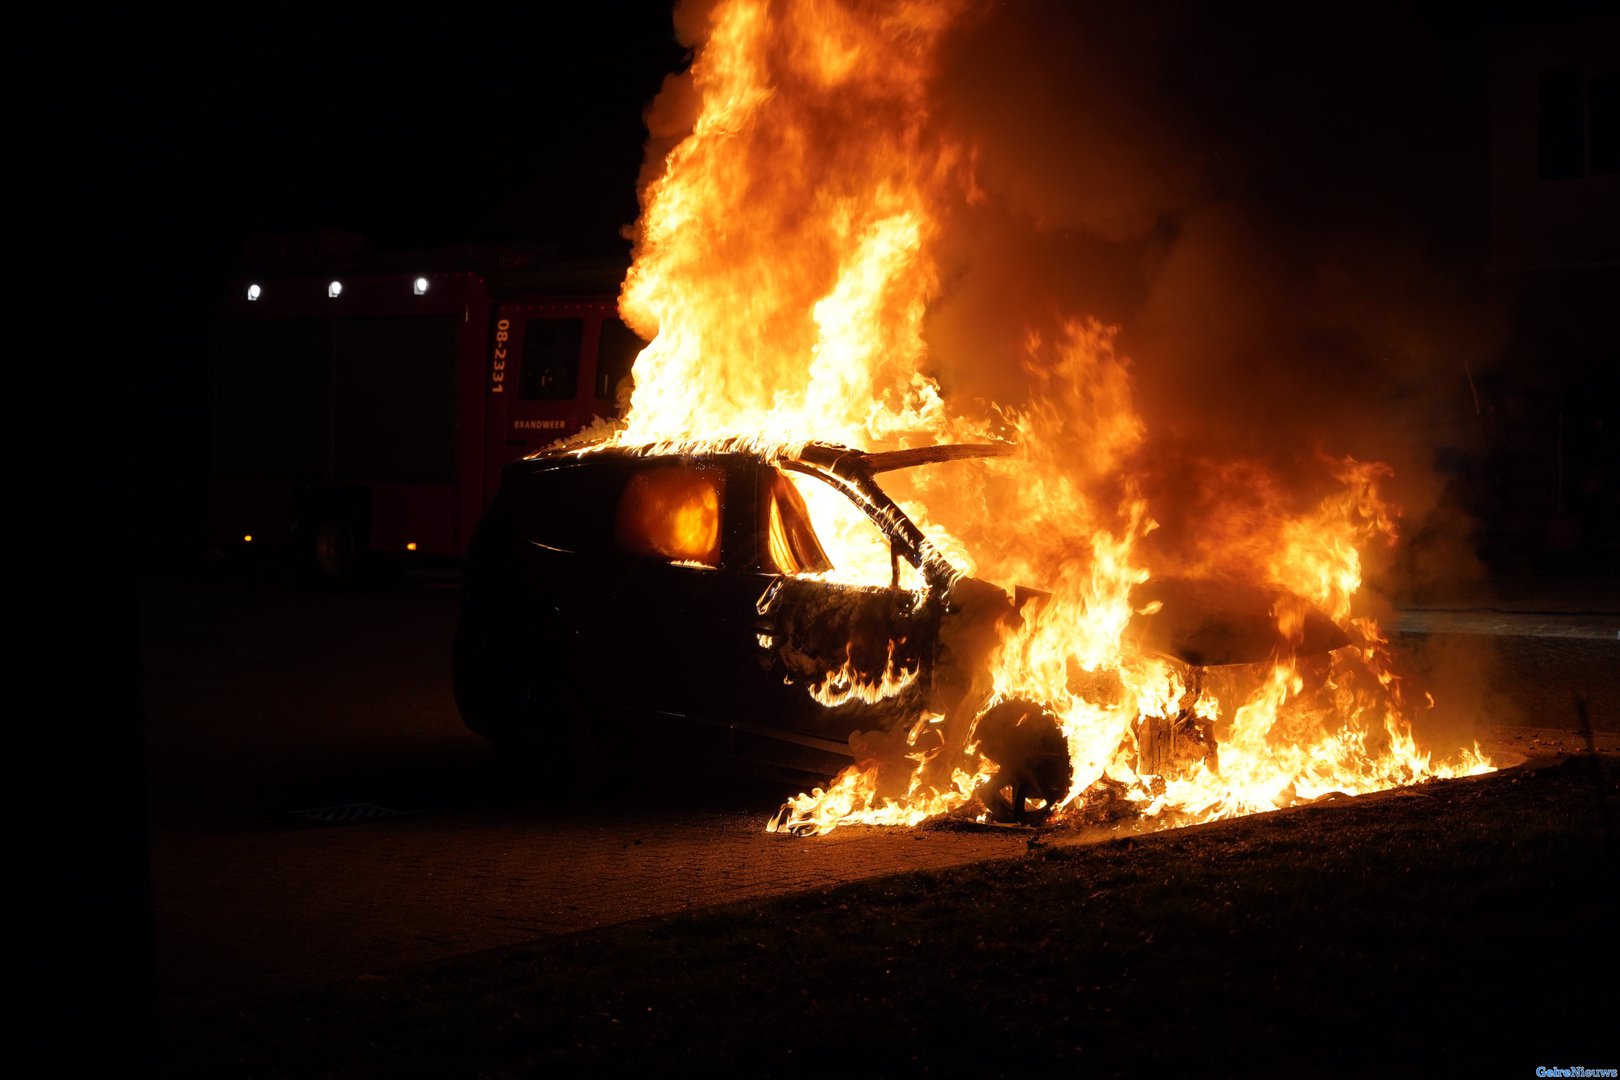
[{"xmin": 311, "ymin": 520, "xmax": 358, "ymax": 580}]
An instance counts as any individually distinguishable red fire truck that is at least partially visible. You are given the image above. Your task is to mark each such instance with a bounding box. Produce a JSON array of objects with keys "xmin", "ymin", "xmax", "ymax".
[{"xmin": 211, "ymin": 256, "xmax": 643, "ymax": 576}]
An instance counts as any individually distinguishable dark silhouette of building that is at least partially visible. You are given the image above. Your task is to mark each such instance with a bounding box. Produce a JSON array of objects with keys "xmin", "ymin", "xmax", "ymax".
[{"xmin": 1485, "ymin": 15, "xmax": 1619, "ymax": 572}]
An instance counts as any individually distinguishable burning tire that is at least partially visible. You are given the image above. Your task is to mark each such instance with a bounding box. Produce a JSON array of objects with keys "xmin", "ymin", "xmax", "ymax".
[{"xmin": 972, "ymin": 700, "xmax": 1072, "ymax": 824}]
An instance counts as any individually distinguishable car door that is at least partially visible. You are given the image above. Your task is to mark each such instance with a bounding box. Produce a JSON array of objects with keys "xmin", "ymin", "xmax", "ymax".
[
  {"xmin": 585, "ymin": 456, "xmax": 771, "ymax": 722},
  {"xmin": 744, "ymin": 466, "xmax": 936, "ymax": 744}
]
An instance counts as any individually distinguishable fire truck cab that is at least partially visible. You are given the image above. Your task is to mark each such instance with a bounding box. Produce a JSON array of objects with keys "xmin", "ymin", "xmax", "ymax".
[{"xmin": 211, "ymin": 262, "xmax": 642, "ymax": 576}]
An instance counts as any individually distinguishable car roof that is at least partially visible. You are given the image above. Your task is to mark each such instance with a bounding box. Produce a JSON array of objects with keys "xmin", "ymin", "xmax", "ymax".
[
  {"xmin": 524, "ymin": 439, "xmax": 1013, "ymax": 484},
  {"xmin": 795, "ymin": 442, "xmax": 1012, "ymax": 476}
]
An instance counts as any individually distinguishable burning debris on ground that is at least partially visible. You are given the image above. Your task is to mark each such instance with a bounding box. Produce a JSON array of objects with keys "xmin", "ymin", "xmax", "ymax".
[{"xmin": 456, "ymin": 0, "xmax": 1507, "ymax": 837}]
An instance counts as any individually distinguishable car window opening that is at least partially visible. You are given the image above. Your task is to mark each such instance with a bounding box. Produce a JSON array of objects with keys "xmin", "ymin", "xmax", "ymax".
[
  {"xmin": 616, "ymin": 464, "xmax": 726, "ymax": 567},
  {"xmin": 765, "ymin": 470, "xmax": 833, "ymax": 575},
  {"xmin": 780, "ymin": 470, "xmax": 922, "ymax": 589}
]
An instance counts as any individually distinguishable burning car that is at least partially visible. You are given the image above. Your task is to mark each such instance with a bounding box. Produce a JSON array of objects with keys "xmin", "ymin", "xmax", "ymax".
[{"xmin": 453, "ymin": 441, "xmax": 1351, "ymax": 822}]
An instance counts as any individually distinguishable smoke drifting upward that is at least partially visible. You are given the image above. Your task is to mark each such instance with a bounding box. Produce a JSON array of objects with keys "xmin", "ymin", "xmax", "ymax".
[{"xmin": 918, "ymin": 0, "xmax": 1501, "ymax": 599}]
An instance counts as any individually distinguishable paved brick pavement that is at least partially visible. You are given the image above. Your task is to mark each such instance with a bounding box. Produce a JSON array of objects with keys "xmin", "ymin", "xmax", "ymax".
[{"xmin": 150, "ymin": 807, "xmax": 1033, "ymax": 1004}]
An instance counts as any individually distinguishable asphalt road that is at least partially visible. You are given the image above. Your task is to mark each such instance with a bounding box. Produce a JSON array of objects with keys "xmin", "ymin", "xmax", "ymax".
[{"xmin": 141, "ymin": 574, "xmax": 1619, "ymax": 1005}]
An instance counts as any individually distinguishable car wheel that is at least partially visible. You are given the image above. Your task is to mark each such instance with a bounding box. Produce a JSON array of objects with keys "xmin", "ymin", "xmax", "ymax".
[
  {"xmin": 973, "ymin": 700, "xmax": 1072, "ymax": 824},
  {"xmin": 496, "ymin": 682, "xmax": 603, "ymax": 800},
  {"xmin": 452, "ymin": 618, "xmax": 523, "ymax": 740},
  {"xmin": 461, "ymin": 612, "xmax": 603, "ymax": 798}
]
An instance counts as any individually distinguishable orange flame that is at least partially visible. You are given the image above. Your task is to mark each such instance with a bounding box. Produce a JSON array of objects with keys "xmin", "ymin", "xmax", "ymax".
[
  {"xmin": 605, "ymin": 0, "xmax": 1490, "ymax": 835},
  {"xmin": 618, "ymin": 0, "xmax": 977, "ymax": 452}
]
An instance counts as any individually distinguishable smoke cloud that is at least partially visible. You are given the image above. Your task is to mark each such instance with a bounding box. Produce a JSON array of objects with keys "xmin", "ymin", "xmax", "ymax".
[{"xmin": 919, "ymin": 0, "xmax": 1502, "ymax": 602}]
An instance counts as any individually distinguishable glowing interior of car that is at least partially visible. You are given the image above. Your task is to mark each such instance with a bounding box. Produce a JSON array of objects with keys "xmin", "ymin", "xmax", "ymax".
[
  {"xmin": 615, "ymin": 464, "xmax": 726, "ymax": 567},
  {"xmin": 765, "ymin": 469, "xmax": 832, "ymax": 575}
]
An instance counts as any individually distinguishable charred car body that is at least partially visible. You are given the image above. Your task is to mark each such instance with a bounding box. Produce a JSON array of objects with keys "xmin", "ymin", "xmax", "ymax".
[{"xmin": 453, "ymin": 442, "xmax": 1349, "ymax": 818}]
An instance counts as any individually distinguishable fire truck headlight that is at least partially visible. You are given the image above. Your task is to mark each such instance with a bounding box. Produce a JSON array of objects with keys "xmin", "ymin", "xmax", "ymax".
[
  {"xmin": 247, "ymin": 284, "xmax": 261, "ymax": 301},
  {"xmin": 328, "ymin": 280, "xmax": 343, "ymax": 298},
  {"xmin": 413, "ymin": 277, "xmax": 429, "ymax": 296}
]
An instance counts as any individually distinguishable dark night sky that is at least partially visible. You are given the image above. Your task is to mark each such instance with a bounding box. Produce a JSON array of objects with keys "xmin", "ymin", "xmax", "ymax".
[{"xmin": 121, "ymin": 3, "xmax": 683, "ymax": 258}]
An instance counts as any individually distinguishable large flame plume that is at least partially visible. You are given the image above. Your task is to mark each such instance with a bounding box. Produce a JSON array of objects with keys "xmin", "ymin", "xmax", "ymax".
[
  {"xmin": 618, "ymin": 0, "xmax": 976, "ymax": 451},
  {"xmin": 604, "ymin": 0, "xmax": 1491, "ymax": 834}
]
